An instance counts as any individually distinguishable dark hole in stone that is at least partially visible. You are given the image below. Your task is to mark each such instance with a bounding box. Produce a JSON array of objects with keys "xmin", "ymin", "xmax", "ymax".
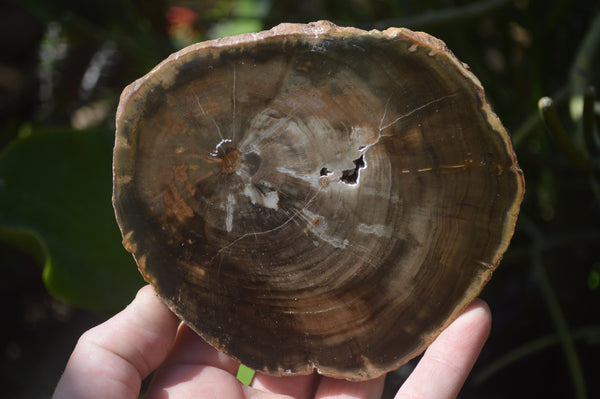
[
  {"xmin": 320, "ymin": 167, "xmax": 331, "ymax": 176},
  {"xmin": 340, "ymin": 155, "xmax": 365, "ymax": 184}
]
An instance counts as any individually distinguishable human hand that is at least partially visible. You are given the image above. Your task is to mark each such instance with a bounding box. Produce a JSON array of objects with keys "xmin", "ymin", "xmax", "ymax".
[{"xmin": 53, "ymin": 285, "xmax": 491, "ymax": 399}]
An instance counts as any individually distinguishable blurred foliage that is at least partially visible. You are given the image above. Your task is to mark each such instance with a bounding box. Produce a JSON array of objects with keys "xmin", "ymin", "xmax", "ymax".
[
  {"xmin": 0, "ymin": 128, "xmax": 142, "ymax": 312},
  {"xmin": 1, "ymin": 0, "xmax": 600, "ymax": 398}
]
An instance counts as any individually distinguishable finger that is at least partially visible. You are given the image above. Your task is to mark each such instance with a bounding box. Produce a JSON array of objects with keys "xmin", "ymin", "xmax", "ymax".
[
  {"xmin": 395, "ymin": 299, "xmax": 492, "ymax": 399},
  {"xmin": 152, "ymin": 324, "xmax": 319, "ymax": 398},
  {"xmin": 160, "ymin": 323, "xmax": 240, "ymax": 374},
  {"xmin": 163, "ymin": 325, "xmax": 376, "ymax": 399},
  {"xmin": 145, "ymin": 323, "xmax": 247, "ymax": 398},
  {"xmin": 53, "ymin": 285, "xmax": 179, "ymax": 399},
  {"xmin": 251, "ymin": 371, "xmax": 318, "ymax": 399},
  {"xmin": 314, "ymin": 375, "xmax": 385, "ymax": 399},
  {"xmin": 147, "ymin": 362, "xmax": 247, "ymax": 399}
]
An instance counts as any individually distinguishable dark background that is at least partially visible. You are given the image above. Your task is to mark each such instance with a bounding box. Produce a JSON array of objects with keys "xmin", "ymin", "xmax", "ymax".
[{"xmin": 1, "ymin": 0, "xmax": 599, "ymax": 398}]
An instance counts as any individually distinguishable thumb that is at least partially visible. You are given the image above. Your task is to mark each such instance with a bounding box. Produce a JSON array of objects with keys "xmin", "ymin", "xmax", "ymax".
[{"xmin": 53, "ymin": 285, "xmax": 179, "ymax": 399}]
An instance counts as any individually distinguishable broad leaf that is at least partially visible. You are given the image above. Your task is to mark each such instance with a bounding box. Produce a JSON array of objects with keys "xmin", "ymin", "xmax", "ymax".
[{"xmin": 0, "ymin": 129, "xmax": 143, "ymax": 313}]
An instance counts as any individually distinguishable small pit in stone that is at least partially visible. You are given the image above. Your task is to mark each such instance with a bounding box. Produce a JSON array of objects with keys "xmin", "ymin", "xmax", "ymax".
[
  {"xmin": 320, "ymin": 167, "xmax": 332, "ymax": 176},
  {"xmin": 340, "ymin": 155, "xmax": 365, "ymax": 185}
]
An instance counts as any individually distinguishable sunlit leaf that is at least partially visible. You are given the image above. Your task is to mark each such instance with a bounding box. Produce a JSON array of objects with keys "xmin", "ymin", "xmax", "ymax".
[
  {"xmin": 236, "ymin": 364, "xmax": 256, "ymax": 386},
  {"xmin": 207, "ymin": 18, "xmax": 263, "ymax": 39}
]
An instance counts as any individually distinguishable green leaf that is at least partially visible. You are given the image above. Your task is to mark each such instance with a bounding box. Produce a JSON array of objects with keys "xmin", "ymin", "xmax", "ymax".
[
  {"xmin": 0, "ymin": 227, "xmax": 47, "ymax": 266},
  {"xmin": 0, "ymin": 128, "xmax": 144, "ymax": 313},
  {"xmin": 236, "ymin": 364, "xmax": 256, "ymax": 386}
]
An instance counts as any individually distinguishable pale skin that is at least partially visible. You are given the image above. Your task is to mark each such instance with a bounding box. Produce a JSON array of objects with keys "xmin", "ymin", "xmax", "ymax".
[{"xmin": 53, "ymin": 285, "xmax": 491, "ymax": 399}]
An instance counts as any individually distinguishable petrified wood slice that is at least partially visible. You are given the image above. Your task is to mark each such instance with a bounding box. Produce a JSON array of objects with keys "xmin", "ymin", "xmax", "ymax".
[{"xmin": 113, "ymin": 21, "xmax": 525, "ymax": 380}]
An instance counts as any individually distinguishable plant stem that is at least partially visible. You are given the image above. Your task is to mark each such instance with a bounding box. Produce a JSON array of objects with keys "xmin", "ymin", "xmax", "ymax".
[
  {"xmin": 520, "ymin": 218, "xmax": 588, "ymax": 399},
  {"xmin": 538, "ymin": 97, "xmax": 596, "ymax": 172},
  {"xmin": 569, "ymin": 13, "xmax": 600, "ymax": 124},
  {"xmin": 472, "ymin": 325, "xmax": 600, "ymax": 386},
  {"xmin": 512, "ymin": 86, "xmax": 568, "ymax": 149},
  {"xmin": 583, "ymin": 86, "xmax": 599, "ymax": 157}
]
